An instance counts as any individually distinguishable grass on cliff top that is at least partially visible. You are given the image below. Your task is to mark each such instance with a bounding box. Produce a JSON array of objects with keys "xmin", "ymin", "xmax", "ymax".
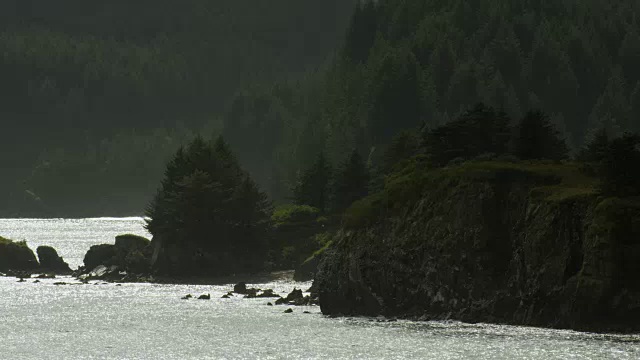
[
  {"xmin": 344, "ymin": 158, "xmax": 599, "ymax": 228},
  {"xmin": 0, "ymin": 236, "xmax": 29, "ymax": 248}
]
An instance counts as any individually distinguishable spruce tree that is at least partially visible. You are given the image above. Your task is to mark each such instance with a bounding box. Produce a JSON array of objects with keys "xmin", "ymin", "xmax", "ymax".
[
  {"xmin": 577, "ymin": 128, "xmax": 610, "ymax": 163},
  {"xmin": 513, "ymin": 110, "xmax": 568, "ymax": 160},
  {"xmin": 293, "ymin": 152, "xmax": 332, "ymax": 212},
  {"xmin": 145, "ymin": 135, "xmax": 271, "ymax": 275},
  {"xmin": 423, "ymin": 103, "xmax": 511, "ymax": 166},
  {"xmin": 332, "ymin": 150, "xmax": 369, "ymax": 212},
  {"xmin": 600, "ymin": 133, "xmax": 640, "ymax": 197}
]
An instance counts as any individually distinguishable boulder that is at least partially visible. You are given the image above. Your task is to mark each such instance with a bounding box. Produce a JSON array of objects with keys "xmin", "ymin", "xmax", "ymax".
[
  {"xmin": 0, "ymin": 237, "xmax": 39, "ymax": 273},
  {"xmin": 36, "ymin": 246, "xmax": 72, "ymax": 274},
  {"xmin": 284, "ymin": 308, "xmax": 293, "ymax": 313},
  {"xmin": 115, "ymin": 234, "xmax": 150, "ymax": 252},
  {"xmin": 182, "ymin": 294, "xmax": 193, "ymax": 300},
  {"xmin": 285, "ymin": 288, "xmax": 304, "ymax": 302},
  {"xmin": 234, "ymin": 282, "xmax": 248, "ymax": 294},
  {"xmin": 83, "ymin": 244, "xmax": 116, "ymax": 270},
  {"xmin": 198, "ymin": 294, "xmax": 211, "ymax": 300}
]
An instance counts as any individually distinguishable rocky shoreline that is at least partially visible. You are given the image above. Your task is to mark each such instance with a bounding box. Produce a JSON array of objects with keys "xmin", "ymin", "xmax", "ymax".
[{"xmin": 314, "ymin": 163, "xmax": 640, "ymax": 334}]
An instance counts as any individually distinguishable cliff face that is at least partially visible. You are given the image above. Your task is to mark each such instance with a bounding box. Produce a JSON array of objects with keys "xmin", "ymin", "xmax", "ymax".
[{"xmin": 316, "ymin": 162, "xmax": 640, "ymax": 332}]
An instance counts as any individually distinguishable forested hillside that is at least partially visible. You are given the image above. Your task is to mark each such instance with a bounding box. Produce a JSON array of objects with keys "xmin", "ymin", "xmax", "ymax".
[
  {"xmin": 0, "ymin": 0, "xmax": 356, "ymax": 216},
  {"xmin": 226, "ymin": 0, "xmax": 640, "ymax": 201},
  {"xmin": 4, "ymin": 0, "xmax": 640, "ymax": 216}
]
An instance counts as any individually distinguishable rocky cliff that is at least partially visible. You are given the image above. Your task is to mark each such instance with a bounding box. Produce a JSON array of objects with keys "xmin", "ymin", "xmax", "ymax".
[{"xmin": 316, "ymin": 161, "xmax": 640, "ymax": 332}]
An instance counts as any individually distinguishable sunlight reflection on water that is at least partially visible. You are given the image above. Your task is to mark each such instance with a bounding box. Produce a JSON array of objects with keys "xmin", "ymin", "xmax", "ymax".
[{"xmin": 0, "ymin": 219, "xmax": 638, "ymax": 359}]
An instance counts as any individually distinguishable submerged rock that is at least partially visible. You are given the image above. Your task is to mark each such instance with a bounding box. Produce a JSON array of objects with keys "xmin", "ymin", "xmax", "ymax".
[{"xmin": 36, "ymin": 246, "xmax": 72, "ymax": 274}]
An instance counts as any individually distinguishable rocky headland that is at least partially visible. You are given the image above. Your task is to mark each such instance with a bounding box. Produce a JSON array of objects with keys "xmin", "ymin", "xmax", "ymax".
[{"xmin": 315, "ymin": 161, "xmax": 640, "ymax": 333}]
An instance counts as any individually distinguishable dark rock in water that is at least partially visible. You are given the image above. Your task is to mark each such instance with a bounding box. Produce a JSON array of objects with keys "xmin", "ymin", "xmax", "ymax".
[
  {"xmin": 284, "ymin": 308, "xmax": 293, "ymax": 313},
  {"xmin": 53, "ymin": 282, "xmax": 68, "ymax": 286},
  {"xmin": 9, "ymin": 270, "xmax": 32, "ymax": 279},
  {"xmin": 36, "ymin": 273, "xmax": 56, "ymax": 279},
  {"xmin": 198, "ymin": 294, "xmax": 211, "ymax": 300},
  {"xmin": 303, "ymin": 311, "xmax": 310, "ymax": 314},
  {"xmin": 17, "ymin": 278, "xmax": 26, "ymax": 282},
  {"xmin": 257, "ymin": 289, "xmax": 279, "ymax": 298},
  {"xmin": 83, "ymin": 244, "xmax": 117, "ymax": 271},
  {"xmin": 36, "ymin": 246, "xmax": 72, "ymax": 274},
  {"xmin": 285, "ymin": 288, "xmax": 304, "ymax": 302},
  {"xmin": 182, "ymin": 294, "xmax": 193, "ymax": 300},
  {"xmin": 226, "ymin": 292, "xmax": 234, "ymax": 297},
  {"xmin": 33, "ymin": 279, "xmax": 40, "ymax": 283},
  {"xmin": 267, "ymin": 302, "xmax": 273, "ymax": 306},
  {"xmin": 243, "ymin": 288, "xmax": 259, "ymax": 298},
  {"xmin": 0, "ymin": 237, "xmax": 39, "ymax": 273},
  {"xmin": 221, "ymin": 294, "xmax": 230, "ymax": 299},
  {"xmin": 115, "ymin": 284, "xmax": 122, "ymax": 287},
  {"xmin": 306, "ymin": 281, "xmax": 317, "ymax": 296},
  {"xmin": 275, "ymin": 297, "xmax": 286, "ymax": 305},
  {"xmin": 234, "ymin": 282, "xmax": 248, "ymax": 294}
]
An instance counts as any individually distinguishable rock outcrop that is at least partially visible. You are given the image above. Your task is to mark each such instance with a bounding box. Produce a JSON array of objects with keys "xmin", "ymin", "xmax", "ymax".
[
  {"xmin": 0, "ymin": 236, "xmax": 39, "ymax": 273},
  {"xmin": 80, "ymin": 234, "xmax": 152, "ymax": 280},
  {"xmin": 37, "ymin": 246, "xmax": 72, "ymax": 274},
  {"xmin": 316, "ymin": 162, "xmax": 640, "ymax": 332}
]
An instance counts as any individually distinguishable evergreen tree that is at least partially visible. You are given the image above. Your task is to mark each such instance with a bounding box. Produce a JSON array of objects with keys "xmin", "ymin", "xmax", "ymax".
[
  {"xmin": 600, "ymin": 133, "xmax": 640, "ymax": 197},
  {"xmin": 293, "ymin": 153, "xmax": 332, "ymax": 212},
  {"xmin": 513, "ymin": 110, "xmax": 569, "ymax": 160},
  {"xmin": 423, "ymin": 103, "xmax": 511, "ymax": 166},
  {"xmin": 332, "ymin": 150, "xmax": 369, "ymax": 212},
  {"xmin": 382, "ymin": 129, "xmax": 421, "ymax": 174},
  {"xmin": 145, "ymin": 136, "xmax": 271, "ymax": 275},
  {"xmin": 577, "ymin": 128, "xmax": 611, "ymax": 162}
]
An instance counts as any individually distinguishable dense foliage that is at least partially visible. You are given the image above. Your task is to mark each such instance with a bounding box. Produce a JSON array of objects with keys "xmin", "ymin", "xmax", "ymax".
[
  {"xmin": 223, "ymin": 0, "xmax": 640, "ymax": 204},
  {"xmin": 5, "ymin": 0, "xmax": 640, "ymax": 218},
  {"xmin": 145, "ymin": 137, "xmax": 271, "ymax": 275},
  {"xmin": 0, "ymin": 0, "xmax": 356, "ymax": 216}
]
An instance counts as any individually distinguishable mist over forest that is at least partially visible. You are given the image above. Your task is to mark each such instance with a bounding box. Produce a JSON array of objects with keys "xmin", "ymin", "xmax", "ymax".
[{"xmin": 2, "ymin": 0, "xmax": 640, "ymax": 217}]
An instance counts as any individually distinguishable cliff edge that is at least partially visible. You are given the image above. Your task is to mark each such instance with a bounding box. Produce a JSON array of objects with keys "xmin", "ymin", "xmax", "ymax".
[{"xmin": 316, "ymin": 161, "xmax": 640, "ymax": 332}]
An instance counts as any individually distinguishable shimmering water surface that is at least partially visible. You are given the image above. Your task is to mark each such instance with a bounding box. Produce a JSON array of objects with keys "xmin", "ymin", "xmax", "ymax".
[{"xmin": 1, "ymin": 218, "xmax": 639, "ymax": 359}]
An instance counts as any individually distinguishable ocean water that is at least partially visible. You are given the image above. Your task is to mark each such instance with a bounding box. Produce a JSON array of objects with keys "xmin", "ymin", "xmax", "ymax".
[{"xmin": 0, "ymin": 218, "xmax": 639, "ymax": 359}]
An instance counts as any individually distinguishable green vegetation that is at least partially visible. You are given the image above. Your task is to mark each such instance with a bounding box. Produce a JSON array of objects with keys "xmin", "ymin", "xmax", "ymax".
[
  {"xmin": 145, "ymin": 136, "xmax": 271, "ymax": 275},
  {"xmin": 271, "ymin": 205, "xmax": 320, "ymax": 228},
  {"xmin": 0, "ymin": 0, "xmax": 356, "ymax": 216}
]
